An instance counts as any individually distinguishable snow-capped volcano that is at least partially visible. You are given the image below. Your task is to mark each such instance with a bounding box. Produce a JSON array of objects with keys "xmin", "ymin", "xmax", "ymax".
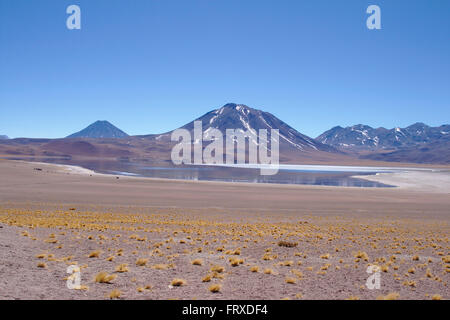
[{"xmin": 154, "ymin": 103, "xmax": 336, "ymax": 153}]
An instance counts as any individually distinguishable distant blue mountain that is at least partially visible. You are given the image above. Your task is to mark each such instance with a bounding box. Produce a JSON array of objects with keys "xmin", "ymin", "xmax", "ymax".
[
  {"xmin": 66, "ymin": 120, "xmax": 129, "ymax": 139},
  {"xmin": 0, "ymin": 135, "xmax": 9, "ymax": 140},
  {"xmin": 317, "ymin": 123, "xmax": 450, "ymax": 150}
]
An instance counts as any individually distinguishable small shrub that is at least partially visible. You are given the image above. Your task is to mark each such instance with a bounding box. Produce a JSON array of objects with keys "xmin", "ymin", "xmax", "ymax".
[
  {"xmin": 202, "ymin": 274, "xmax": 212, "ymax": 282},
  {"xmin": 209, "ymin": 284, "xmax": 222, "ymax": 293},
  {"xmin": 278, "ymin": 241, "xmax": 298, "ymax": 248},
  {"xmin": 250, "ymin": 266, "xmax": 259, "ymax": 272},
  {"xmin": 210, "ymin": 265, "xmax": 225, "ymax": 273},
  {"xmin": 95, "ymin": 272, "xmax": 117, "ymax": 283},
  {"xmin": 377, "ymin": 292, "xmax": 400, "ymax": 300},
  {"xmin": 136, "ymin": 258, "xmax": 148, "ymax": 266},
  {"xmin": 171, "ymin": 278, "xmax": 186, "ymax": 287},
  {"xmin": 264, "ymin": 268, "xmax": 274, "ymax": 275},
  {"xmin": 108, "ymin": 289, "xmax": 121, "ymax": 299},
  {"xmin": 285, "ymin": 277, "xmax": 296, "ymax": 284},
  {"xmin": 192, "ymin": 259, "xmax": 203, "ymax": 266},
  {"xmin": 115, "ymin": 264, "xmax": 129, "ymax": 273},
  {"xmin": 88, "ymin": 250, "xmax": 101, "ymax": 258}
]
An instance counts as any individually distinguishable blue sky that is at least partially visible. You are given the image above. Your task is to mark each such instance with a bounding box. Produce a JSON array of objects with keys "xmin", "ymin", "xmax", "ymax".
[{"xmin": 1, "ymin": 0, "xmax": 449, "ymax": 139}]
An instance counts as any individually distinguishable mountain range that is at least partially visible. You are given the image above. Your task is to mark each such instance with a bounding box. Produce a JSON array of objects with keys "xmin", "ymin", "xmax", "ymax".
[
  {"xmin": 316, "ymin": 123, "xmax": 450, "ymax": 150},
  {"xmin": 360, "ymin": 136, "xmax": 450, "ymax": 164},
  {"xmin": 0, "ymin": 135, "xmax": 8, "ymax": 140},
  {"xmin": 0, "ymin": 103, "xmax": 448, "ymax": 164}
]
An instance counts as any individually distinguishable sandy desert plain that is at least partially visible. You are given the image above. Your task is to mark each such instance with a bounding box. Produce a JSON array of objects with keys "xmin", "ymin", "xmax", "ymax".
[{"xmin": 0, "ymin": 159, "xmax": 449, "ymax": 300}]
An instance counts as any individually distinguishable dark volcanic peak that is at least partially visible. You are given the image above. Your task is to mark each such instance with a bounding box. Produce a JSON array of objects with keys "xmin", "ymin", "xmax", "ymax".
[
  {"xmin": 66, "ymin": 120, "xmax": 129, "ymax": 139},
  {"xmin": 317, "ymin": 123, "xmax": 450, "ymax": 150},
  {"xmin": 156, "ymin": 103, "xmax": 336, "ymax": 152},
  {"xmin": 0, "ymin": 135, "xmax": 8, "ymax": 140}
]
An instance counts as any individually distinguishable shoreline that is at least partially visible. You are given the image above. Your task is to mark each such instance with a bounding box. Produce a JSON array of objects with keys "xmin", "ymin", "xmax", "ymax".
[
  {"xmin": 4, "ymin": 159, "xmax": 396, "ymax": 190},
  {"xmin": 6, "ymin": 158, "xmax": 450, "ymax": 193},
  {"xmin": 353, "ymin": 170, "xmax": 450, "ymax": 194}
]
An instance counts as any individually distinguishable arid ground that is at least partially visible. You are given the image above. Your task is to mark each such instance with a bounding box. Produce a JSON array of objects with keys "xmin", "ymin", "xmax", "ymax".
[{"xmin": 0, "ymin": 160, "xmax": 448, "ymax": 300}]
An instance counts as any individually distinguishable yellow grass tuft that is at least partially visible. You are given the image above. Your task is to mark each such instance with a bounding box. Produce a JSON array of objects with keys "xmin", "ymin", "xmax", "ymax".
[
  {"xmin": 320, "ymin": 264, "xmax": 331, "ymax": 271},
  {"xmin": 354, "ymin": 251, "xmax": 369, "ymax": 261},
  {"xmin": 171, "ymin": 278, "xmax": 186, "ymax": 287},
  {"xmin": 282, "ymin": 260, "xmax": 294, "ymax": 267},
  {"xmin": 210, "ymin": 265, "xmax": 225, "ymax": 273},
  {"xmin": 230, "ymin": 248, "xmax": 241, "ymax": 255},
  {"xmin": 136, "ymin": 258, "xmax": 148, "ymax": 266},
  {"xmin": 264, "ymin": 268, "xmax": 274, "ymax": 275},
  {"xmin": 250, "ymin": 266, "xmax": 259, "ymax": 273},
  {"xmin": 277, "ymin": 241, "xmax": 298, "ymax": 248},
  {"xmin": 202, "ymin": 274, "xmax": 212, "ymax": 282},
  {"xmin": 229, "ymin": 257, "xmax": 243, "ymax": 267},
  {"xmin": 291, "ymin": 269, "xmax": 303, "ymax": 278},
  {"xmin": 95, "ymin": 272, "xmax": 117, "ymax": 283},
  {"xmin": 403, "ymin": 280, "xmax": 416, "ymax": 287},
  {"xmin": 285, "ymin": 277, "xmax": 297, "ymax": 284},
  {"xmin": 75, "ymin": 285, "xmax": 89, "ymax": 291},
  {"xmin": 431, "ymin": 294, "xmax": 442, "ymax": 300},
  {"xmin": 192, "ymin": 259, "xmax": 203, "ymax": 266},
  {"xmin": 209, "ymin": 284, "xmax": 222, "ymax": 293},
  {"xmin": 212, "ymin": 272, "xmax": 225, "ymax": 279},
  {"xmin": 88, "ymin": 250, "xmax": 101, "ymax": 258},
  {"xmin": 37, "ymin": 262, "xmax": 47, "ymax": 268},
  {"xmin": 115, "ymin": 264, "xmax": 129, "ymax": 273},
  {"xmin": 377, "ymin": 292, "xmax": 400, "ymax": 300},
  {"xmin": 108, "ymin": 289, "xmax": 121, "ymax": 299}
]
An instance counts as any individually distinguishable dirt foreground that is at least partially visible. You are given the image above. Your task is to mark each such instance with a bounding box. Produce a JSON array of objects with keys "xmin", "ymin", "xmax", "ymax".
[{"xmin": 0, "ymin": 160, "xmax": 448, "ymax": 300}]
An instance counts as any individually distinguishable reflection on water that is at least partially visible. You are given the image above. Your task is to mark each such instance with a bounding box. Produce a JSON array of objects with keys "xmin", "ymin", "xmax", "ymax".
[{"xmin": 4, "ymin": 157, "xmax": 394, "ymax": 188}]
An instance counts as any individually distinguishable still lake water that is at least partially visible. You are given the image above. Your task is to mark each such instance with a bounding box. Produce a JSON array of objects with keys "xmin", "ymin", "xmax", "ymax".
[{"xmin": 5, "ymin": 157, "xmax": 395, "ymax": 188}]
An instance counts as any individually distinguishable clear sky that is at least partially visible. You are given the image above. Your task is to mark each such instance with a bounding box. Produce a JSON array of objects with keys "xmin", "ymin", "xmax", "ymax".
[{"xmin": 1, "ymin": 0, "xmax": 449, "ymax": 139}]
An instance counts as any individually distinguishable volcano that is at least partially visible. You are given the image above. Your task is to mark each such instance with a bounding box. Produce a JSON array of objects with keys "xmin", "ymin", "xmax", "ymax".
[
  {"xmin": 150, "ymin": 103, "xmax": 337, "ymax": 154},
  {"xmin": 67, "ymin": 120, "xmax": 129, "ymax": 139}
]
